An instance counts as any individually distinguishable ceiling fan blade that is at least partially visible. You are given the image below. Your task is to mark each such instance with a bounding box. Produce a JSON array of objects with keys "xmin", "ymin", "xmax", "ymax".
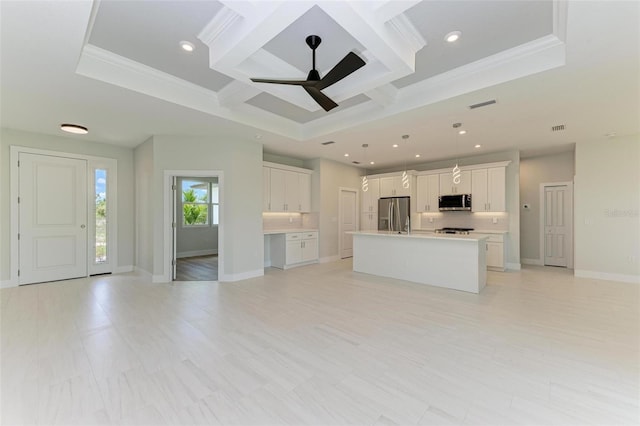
[
  {"xmin": 250, "ymin": 78, "xmax": 317, "ymax": 86},
  {"xmin": 316, "ymin": 52, "xmax": 366, "ymax": 90},
  {"xmin": 304, "ymin": 86, "xmax": 338, "ymax": 112}
]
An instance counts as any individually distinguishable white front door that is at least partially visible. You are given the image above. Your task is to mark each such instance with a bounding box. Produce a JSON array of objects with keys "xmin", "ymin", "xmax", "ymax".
[
  {"xmin": 340, "ymin": 189, "xmax": 357, "ymax": 259},
  {"xmin": 19, "ymin": 153, "xmax": 88, "ymax": 284},
  {"xmin": 544, "ymin": 185, "xmax": 569, "ymax": 267}
]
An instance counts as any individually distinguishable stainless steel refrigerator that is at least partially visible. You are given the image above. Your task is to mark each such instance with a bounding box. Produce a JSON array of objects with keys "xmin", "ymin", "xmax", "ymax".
[{"xmin": 378, "ymin": 196, "xmax": 410, "ymax": 233}]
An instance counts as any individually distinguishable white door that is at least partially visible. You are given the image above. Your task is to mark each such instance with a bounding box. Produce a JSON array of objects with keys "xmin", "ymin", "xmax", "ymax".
[
  {"xmin": 340, "ymin": 189, "xmax": 357, "ymax": 258},
  {"xmin": 172, "ymin": 176, "xmax": 177, "ymax": 280},
  {"xmin": 544, "ymin": 185, "xmax": 570, "ymax": 267},
  {"xmin": 19, "ymin": 153, "xmax": 88, "ymax": 284}
]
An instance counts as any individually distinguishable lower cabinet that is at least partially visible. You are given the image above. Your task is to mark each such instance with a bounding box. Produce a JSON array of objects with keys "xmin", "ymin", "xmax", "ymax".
[
  {"xmin": 270, "ymin": 231, "xmax": 318, "ymax": 269},
  {"xmin": 475, "ymin": 233, "xmax": 506, "ymax": 271}
]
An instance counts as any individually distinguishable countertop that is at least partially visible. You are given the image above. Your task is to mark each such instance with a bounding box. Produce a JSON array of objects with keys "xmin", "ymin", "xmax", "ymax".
[
  {"xmin": 413, "ymin": 228, "xmax": 508, "ymax": 235},
  {"xmin": 264, "ymin": 228, "xmax": 318, "ymax": 235},
  {"xmin": 348, "ymin": 230, "xmax": 487, "ymax": 242}
]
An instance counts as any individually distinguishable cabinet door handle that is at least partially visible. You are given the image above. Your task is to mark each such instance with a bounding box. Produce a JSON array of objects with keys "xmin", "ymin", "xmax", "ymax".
[{"xmin": 488, "ymin": 203, "xmax": 491, "ymax": 211}]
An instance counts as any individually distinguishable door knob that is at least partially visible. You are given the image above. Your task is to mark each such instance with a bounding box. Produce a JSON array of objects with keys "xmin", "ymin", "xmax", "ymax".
[{"xmin": 81, "ymin": 224, "xmax": 86, "ymax": 229}]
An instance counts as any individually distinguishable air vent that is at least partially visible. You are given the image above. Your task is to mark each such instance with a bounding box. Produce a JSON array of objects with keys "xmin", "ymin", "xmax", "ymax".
[
  {"xmin": 469, "ymin": 99, "xmax": 497, "ymax": 109},
  {"xmin": 321, "ymin": 141, "xmax": 335, "ymax": 145},
  {"xmin": 551, "ymin": 124, "xmax": 565, "ymax": 132},
  {"xmin": 352, "ymin": 161, "xmax": 360, "ymax": 164}
]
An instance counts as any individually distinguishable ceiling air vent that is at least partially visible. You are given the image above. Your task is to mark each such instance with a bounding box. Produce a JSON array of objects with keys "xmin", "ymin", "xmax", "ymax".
[
  {"xmin": 469, "ymin": 99, "xmax": 497, "ymax": 109},
  {"xmin": 352, "ymin": 161, "xmax": 360, "ymax": 164},
  {"xmin": 321, "ymin": 140, "xmax": 335, "ymax": 145},
  {"xmin": 551, "ymin": 124, "xmax": 566, "ymax": 132}
]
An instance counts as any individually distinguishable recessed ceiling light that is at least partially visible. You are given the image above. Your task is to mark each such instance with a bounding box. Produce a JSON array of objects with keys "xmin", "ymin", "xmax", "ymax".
[
  {"xmin": 392, "ymin": 144, "xmax": 398, "ymax": 148},
  {"xmin": 445, "ymin": 31, "xmax": 461, "ymax": 43},
  {"xmin": 415, "ymin": 154, "xmax": 421, "ymax": 158},
  {"xmin": 254, "ymin": 134, "xmax": 262, "ymax": 139},
  {"xmin": 605, "ymin": 132, "xmax": 617, "ymax": 138},
  {"xmin": 458, "ymin": 130, "xmax": 466, "ymax": 135},
  {"xmin": 180, "ymin": 41, "xmax": 195, "ymax": 52},
  {"xmin": 344, "ymin": 153, "xmax": 349, "ymax": 157},
  {"xmin": 474, "ymin": 144, "xmax": 482, "ymax": 149},
  {"xmin": 370, "ymin": 161, "xmax": 375, "ymax": 165},
  {"xmin": 60, "ymin": 123, "xmax": 88, "ymax": 134}
]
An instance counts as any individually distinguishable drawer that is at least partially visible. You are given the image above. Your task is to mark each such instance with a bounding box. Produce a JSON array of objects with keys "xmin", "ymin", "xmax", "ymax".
[
  {"xmin": 485, "ymin": 234, "xmax": 504, "ymax": 243},
  {"xmin": 286, "ymin": 232, "xmax": 303, "ymax": 241},
  {"xmin": 302, "ymin": 231, "xmax": 318, "ymax": 239}
]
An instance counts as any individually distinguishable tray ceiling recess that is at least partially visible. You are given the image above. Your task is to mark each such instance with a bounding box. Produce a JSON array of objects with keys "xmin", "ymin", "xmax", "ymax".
[{"xmin": 77, "ymin": 0, "xmax": 565, "ymax": 141}]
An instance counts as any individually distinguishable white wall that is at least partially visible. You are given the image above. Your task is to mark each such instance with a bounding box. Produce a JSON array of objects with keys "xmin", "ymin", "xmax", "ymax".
[
  {"xmin": 306, "ymin": 158, "xmax": 361, "ymax": 261},
  {"xmin": 0, "ymin": 128, "xmax": 135, "ymax": 280},
  {"xmin": 519, "ymin": 150, "xmax": 575, "ymax": 263},
  {"xmin": 574, "ymin": 135, "xmax": 640, "ymax": 282},
  {"xmin": 138, "ymin": 135, "xmax": 264, "ymax": 281},
  {"xmin": 134, "ymin": 137, "xmax": 154, "ymax": 274}
]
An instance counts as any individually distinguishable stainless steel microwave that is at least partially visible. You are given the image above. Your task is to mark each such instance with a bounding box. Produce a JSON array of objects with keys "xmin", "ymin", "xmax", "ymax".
[{"xmin": 439, "ymin": 194, "xmax": 472, "ymax": 211}]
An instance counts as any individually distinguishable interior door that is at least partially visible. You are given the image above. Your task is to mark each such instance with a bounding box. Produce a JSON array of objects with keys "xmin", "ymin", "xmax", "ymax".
[
  {"xmin": 19, "ymin": 153, "xmax": 88, "ymax": 284},
  {"xmin": 172, "ymin": 176, "xmax": 177, "ymax": 280},
  {"xmin": 544, "ymin": 185, "xmax": 569, "ymax": 267},
  {"xmin": 340, "ymin": 189, "xmax": 357, "ymax": 258}
]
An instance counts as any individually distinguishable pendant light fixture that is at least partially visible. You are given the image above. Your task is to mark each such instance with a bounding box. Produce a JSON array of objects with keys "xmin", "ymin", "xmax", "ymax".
[
  {"xmin": 361, "ymin": 143, "xmax": 369, "ymax": 192},
  {"xmin": 452, "ymin": 123, "xmax": 462, "ymax": 185},
  {"xmin": 401, "ymin": 134, "xmax": 410, "ymax": 189}
]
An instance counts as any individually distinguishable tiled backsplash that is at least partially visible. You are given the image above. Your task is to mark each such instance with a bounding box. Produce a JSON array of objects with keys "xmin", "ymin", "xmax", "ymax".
[
  {"xmin": 263, "ymin": 212, "xmax": 319, "ymax": 230},
  {"xmin": 419, "ymin": 212, "xmax": 509, "ymax": 231}
]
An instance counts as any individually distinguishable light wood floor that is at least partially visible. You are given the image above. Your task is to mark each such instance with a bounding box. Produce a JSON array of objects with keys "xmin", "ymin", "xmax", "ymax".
[
  {"xmin": 1, "ymin": 260, "xmax": 638, "ymax": 425},
  {"xmin": 175, "ymin": 255, "xmax": 218, "ymax": 282}
]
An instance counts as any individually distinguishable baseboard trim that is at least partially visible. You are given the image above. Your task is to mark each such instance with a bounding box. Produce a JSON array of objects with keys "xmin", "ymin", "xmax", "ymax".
[
  {"xmin": 177, "ymin": 249, "xmax": 218, "ymax": 259},
  {"xmin": 219, "ymin": 269, "xmax": 264, "ymax": 282},
  {"xmin": 134, "ymin": 266, "xmax": 152, "ymax": 279},
  {"xmin": 521, "ymin": 258, "xmax": 544, "ymax": 266},
  {"xmin": 114, "ymin": 265, "xmax": 134, "ymax": 274},
  {"xmin": 320, "ymin": 255, "xmax": 340, "ymax": 264},
  {"xmin": 575, "ymin": 269, "xmax": 640, "ymax": 284},
  {"xmin": 152, "ymin": 274, "xmax": 168, "ymax": 283},
  {"xmin": 506, "ymin": 262, "xmax": 521, "ymax": 271},
  {"xmin": 1, "ymin": 279, "xmax": 17, "ymax": 289}
]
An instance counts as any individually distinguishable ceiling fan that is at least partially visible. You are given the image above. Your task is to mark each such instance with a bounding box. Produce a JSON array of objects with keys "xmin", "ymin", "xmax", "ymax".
[{"xmin": 250, "ymin": 35, "xmax": 366, "ymax": 112}]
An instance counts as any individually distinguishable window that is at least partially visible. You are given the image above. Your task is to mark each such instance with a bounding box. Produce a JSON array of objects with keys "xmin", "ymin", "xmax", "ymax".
[
  {"xmin": 95, "ymin": 169, "xmax": 107, "ymax": 263},
  {"xmin": 181, "ymin": 179, "xmax": 218, "ymax": 226}
]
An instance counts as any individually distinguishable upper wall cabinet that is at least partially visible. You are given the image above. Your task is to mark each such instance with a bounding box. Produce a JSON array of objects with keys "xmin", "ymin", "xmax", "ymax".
[
  {"xmin": 380, "ymin": 175, "xmax": 412, "ymax": 197},
  {"xmin": 439, "ymin": 170, "xmax": 471, "ymax": 195},
  {"xmin": 263, "ymin": 162, "xmax": 313, "ymax": 212},
  {"xmin": 471, "ymin": 167, "xmax": 506, "ymax": 212},
  {"xmin": 416, "ymin": 174, "xmax": 439, "ymax": 212},
  {"xmin": 361, "ymin": 177, "xmax": 380, "ymax": 212}
]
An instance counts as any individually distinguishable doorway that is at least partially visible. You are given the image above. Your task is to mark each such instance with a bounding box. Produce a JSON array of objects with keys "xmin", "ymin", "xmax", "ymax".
[
  {"xmin": 540, "ymin": 182, "xmax": 573, "ymax": 268},
  {"xmin": 174, "ymin": 176, "xmax": 219, "ymax": 281},
  {"xmin": 338, "ymin": 187, "xmax": 358, "ymax": 259},
  {"xmin": 10, "ymin": 147, "xmax": 118, "ymax": 285},
  {"xmin": 163, "ymin": 170, "xmax": 224, "ymax": 283}
]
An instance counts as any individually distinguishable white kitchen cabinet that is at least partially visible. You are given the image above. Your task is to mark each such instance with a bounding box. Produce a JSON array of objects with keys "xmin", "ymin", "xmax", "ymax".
[
  {"xmin": 474, "ymin": 233, "xmax": 506, "ymax": 271},
  {"xmin": 298, "ymin": 173, "xmax": 311, "ymax": 212},
  {"xmin": 361, "ymin": 178, "xmax": 379, "ymax": 213},
  {"xmin": 264, "ymin": 164, "xmax": 312, "ymax": 212},
  {"xmin": 262, "ymin": 167, "xmax": 271, "ymax": 212},
  {"xmin": 380, "ymin": 175, "xmax": 411, "ymax": 197},
  {"xmin": 439, "ymin": 170, "xmax": 471, "ymax": 195},
  {"xmin": 270, "ymin": 231, "xmax": 319, "ymax": 269},
  {"xmin": 471, "ymin": 167, "xmax": 506, "ymax": 212},
  {"xmin": 360, "ymin": 212, "xmax": 378, "ymax": 231},
  {"xmin": 416, "ymin": 174, "xmax": 440, "ymax": 212}
]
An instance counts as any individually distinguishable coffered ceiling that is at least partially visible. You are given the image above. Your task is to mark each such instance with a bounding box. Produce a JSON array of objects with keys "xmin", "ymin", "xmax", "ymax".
[{"xmin": 1, "ymin": 1, "xmax": 638, "ymax": 169}]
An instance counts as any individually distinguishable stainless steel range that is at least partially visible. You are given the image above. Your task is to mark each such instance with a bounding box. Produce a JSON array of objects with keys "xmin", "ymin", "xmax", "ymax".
[{"xmin": 434, "ymin": 227, "xmax": 474, "ymax": 235}]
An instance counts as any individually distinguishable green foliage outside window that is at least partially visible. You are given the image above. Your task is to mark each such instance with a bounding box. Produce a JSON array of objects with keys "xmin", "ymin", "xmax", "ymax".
[{"xmin": 183, "ymin": 188, "xmax": 208, "ymax": 225}]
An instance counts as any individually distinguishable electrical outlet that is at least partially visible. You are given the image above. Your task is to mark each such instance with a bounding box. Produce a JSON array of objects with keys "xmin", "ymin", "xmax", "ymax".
[
  {"xmin": 288, "ymin": 217, "xmax": 293, "ymax": 223},
  {"xmin": 492, "ymin": 217, "xmax": 498, "ymax": 224},
  {"xmin": 429, "ymin": 217, "xmax": 434, "ymax": 223}
]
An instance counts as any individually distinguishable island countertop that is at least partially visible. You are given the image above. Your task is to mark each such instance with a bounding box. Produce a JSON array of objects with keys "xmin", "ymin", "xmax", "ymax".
[{"xmin": 348, "ymin": 230, "xmax": 488, "ymax": 242}]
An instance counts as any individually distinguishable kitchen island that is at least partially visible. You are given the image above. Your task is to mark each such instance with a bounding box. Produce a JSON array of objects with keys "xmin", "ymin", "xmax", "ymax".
[{"xmin": 349, "ymin": 231, "xmax": 487, "ymax": 293}]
